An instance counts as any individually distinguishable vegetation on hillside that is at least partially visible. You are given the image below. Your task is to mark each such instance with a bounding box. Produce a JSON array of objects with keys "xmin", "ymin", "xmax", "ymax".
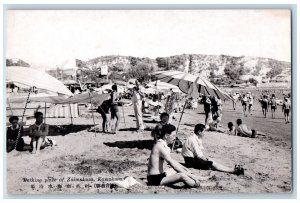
[{"xmin": 7, "ymin": 54, "xmax": 291, "ymax": 85}]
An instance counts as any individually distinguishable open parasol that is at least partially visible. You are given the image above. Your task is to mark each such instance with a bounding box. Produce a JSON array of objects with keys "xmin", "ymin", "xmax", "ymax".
[
  {"xmin": 6, "ymin": 66, "xmax": 73, "ymax": 149},
  {"xmin": 153, "ymin": 70, "xmax": 225, "ymax": 99}
]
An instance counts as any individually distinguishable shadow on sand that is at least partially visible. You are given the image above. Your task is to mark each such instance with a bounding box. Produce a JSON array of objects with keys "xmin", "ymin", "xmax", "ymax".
[
  {"xmin": 119, "ymin": 127, "xmax": 152, "ymax": 132},
  {"xmin": 143, "ymin": 120, "xmax": 159, "ymax": 124},
  {"xmin": 48, "ymin": 124, "xmax": 94, "ymax": 136},
  {"xmin": 104, "ymin": 139, "xmax": 155, "ymax": 150}
]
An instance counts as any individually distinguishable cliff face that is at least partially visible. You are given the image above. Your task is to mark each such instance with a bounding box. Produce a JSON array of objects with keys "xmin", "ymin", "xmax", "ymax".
[{"xmin": 76, "ymin": 54, "xmax": 291, "ymax": 82}]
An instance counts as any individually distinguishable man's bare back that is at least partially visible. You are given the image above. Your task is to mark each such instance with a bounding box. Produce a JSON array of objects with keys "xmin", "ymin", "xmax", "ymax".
[{"xmin": 147, "ymin": 141, "xmax": 169, "ymax": 175}]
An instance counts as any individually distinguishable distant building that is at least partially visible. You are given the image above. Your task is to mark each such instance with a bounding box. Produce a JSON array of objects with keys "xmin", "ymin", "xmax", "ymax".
[
  {"xmin": 269, "ymin": 74, "xmax": 291, "ymax": 83},
  {"xmin": 257, "ymin": 74, "xmax": 291, "ymax": 88}
]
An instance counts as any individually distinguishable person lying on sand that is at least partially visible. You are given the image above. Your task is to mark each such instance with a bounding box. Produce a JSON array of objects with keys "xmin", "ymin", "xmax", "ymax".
[
  {"xmin": 28, "ymin": 112, "xmax": 49, "ymax": 154},
  {"xmin": 235, "ymin": 119, "xmax": 266, "ymax": 138},
  {"xmin": 205, "ymin": 115, "xmax": 225, "ymax": 133},
  {"xmin": 181, "ymin": 124, "xmax": 244, "ymax": 176},
  {"xmin": 147, "ymin": 124, "xmax": 209, "ymax": 187}
]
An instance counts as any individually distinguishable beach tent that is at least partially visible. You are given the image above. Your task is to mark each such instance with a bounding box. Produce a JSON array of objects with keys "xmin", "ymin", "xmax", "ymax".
[
  {"xmin": 28, "ymin": 92, "xmax": 109, "ymax": 118},
  {"xmin": 6, "ymin": 66, "xmax": 73, "ymax": 149},
  {"xmin": 6, "ymin": 66, "xmax": 73, "ymax": 147}
]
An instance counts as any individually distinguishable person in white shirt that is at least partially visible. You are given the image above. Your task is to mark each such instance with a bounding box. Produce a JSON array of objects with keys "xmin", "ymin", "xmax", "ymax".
[
  {"xmin": 181, "ymin": 124, "xmax": 244, "ymax": 175},
  {"xmin": 241, "ymin": 94, "xmax": 248, "ymax": 117},
  {"xmin": 232, "ymin": 93, "xmax": 239, "ymax": 110},
  {"xmin": 132, "ymin": 86, "xmax": 145, "ymax": 131}
]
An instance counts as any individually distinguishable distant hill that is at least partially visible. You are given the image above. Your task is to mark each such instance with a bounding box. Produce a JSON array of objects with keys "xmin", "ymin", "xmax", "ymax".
[
  {"xmin": 76, "ymin": 54, "xmax": 291, "ymax": 83},
  {"xmin": 6, "ymin": 58, "xmax": 30, "ymax": 67},
  {"xmin": 6, "ymin": 55, "xmax": 290, "ymax": 84}
]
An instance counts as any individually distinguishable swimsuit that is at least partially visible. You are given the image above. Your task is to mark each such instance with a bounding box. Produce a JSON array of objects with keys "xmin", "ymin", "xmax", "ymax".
[
  {"xmin": 184, "ymin": 157, "xmax": 213, "ymax": 170},
  {"xmin": 147, "ymin": 172, "xmax": 166, "ymax": 186}
]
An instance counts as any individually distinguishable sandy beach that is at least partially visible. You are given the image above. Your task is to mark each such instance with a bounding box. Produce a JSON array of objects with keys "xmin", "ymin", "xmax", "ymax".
[{"xmin": 6, "ymin": 100, "xmax": 292, "ymax": 194}]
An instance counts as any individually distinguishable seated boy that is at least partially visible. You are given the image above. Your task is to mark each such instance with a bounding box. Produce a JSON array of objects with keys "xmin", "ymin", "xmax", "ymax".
[
  {"xmin": 206, "ymin": 115, "xmax": 225, "ymax": 133},
  {"xmin": 7, "ymin": 116, "xmax": 25, "ymax": 152},
  {"xmin": 147, "ymin": 124, "xmax": 208, "ymax": 187},
  {"xmin": 235, "ymin": 119, "xmax": 266, "ymax": 138},
  {"xmin": 181, "ymin": 124, "xmax": 244, "ymax": 175},
  {"xmin": 226, "ymin": 122, "xmax": 236, "ymax": 136},
  {"xmin": 151, "ymin": 112, "xmax": 170, "ymax": 141},
  {"xmin": 28, "ymin": 112, "xmax": 49, "ymax": 154}
]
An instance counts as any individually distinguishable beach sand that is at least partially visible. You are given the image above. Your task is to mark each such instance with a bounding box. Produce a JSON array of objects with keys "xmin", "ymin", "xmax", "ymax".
[{"xmin": 6, "ymin": 100, "xmax": 292, "ymax": 194}]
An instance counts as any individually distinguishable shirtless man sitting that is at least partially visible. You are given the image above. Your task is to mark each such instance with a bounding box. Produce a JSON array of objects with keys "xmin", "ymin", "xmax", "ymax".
[{"xmin": 147, "ymin": 124, "xmax": 209, "ymax": 187}]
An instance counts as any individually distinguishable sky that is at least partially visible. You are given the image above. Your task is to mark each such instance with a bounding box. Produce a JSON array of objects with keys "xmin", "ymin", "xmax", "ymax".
[{"xmin": 6, "ymin": 10, "xmax": 291, "ymax": 70}]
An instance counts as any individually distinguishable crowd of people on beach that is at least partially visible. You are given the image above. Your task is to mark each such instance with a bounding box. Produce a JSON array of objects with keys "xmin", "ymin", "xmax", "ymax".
[
  {"xmin": 231, "ymin": 91, "xmax": 291, "ymax": 123},
  {"xmin": 6, "ymin": 80, "xmax": 292, "ymax": 189}
]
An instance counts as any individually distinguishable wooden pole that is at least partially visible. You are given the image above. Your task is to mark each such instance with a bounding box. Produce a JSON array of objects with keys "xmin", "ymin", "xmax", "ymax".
[
  {"xmin": 122, "ymin": 103, "xmax": 126, "ymax": 127},
  {"xmin": 15, "ymin": 89, "xmax": 31, "ymax": 150},
  {"xmin": 44, "ymin": 102, "xmax": 47, "ymax": 124},
  {"xmin": 171, "ymin": 99, "xmax": 187, "ymax": 151},
  {"xmin": 89, "ymin": 92, "xmax": 97, "ymax": 136},
  {"xmin": 69, "ymin": 103, "xmax": 73, "ymax": 125}
]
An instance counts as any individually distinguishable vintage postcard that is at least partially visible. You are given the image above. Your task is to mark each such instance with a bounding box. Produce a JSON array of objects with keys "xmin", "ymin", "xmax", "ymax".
[{"xmin": 5, "ymin": 9, "xmax": 292, "ymax": 195}]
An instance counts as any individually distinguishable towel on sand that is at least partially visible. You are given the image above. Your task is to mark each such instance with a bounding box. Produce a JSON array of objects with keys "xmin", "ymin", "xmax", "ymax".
[{"xmin": 113, "ymin": 176, "xmax": 146, "ymax": 189}]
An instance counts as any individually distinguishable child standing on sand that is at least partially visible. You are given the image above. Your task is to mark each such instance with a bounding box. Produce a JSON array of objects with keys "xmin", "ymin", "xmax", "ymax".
[
  {"xmin": 270, "ymin": 94, "xmax": 277, "ymax": 119},
  {"xmin": 282, "ymin": 97, "xmax": 291, "ymax": 123},
  {"xmin": 260, "ymin": 95, "xmax": 269, "ymax": 118},
  {"xmin": 241, "ymin": 95, "xmax": 248, "ymax": 117}
]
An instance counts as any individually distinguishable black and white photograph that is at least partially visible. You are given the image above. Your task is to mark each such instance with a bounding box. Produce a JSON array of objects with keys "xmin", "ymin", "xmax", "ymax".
[{"xmin": 5, "ymin": 9, "xmax": 293, "ymax": 195}]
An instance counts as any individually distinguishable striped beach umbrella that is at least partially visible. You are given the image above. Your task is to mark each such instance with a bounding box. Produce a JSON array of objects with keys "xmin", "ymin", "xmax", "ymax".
[{"xmin": 152, "ymin": 70, "xmax": 225, "ymax": 99}]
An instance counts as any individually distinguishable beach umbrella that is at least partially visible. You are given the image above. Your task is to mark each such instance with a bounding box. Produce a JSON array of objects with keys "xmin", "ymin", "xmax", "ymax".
[
  {"xmin": 7, "ymin": 66, "xmax": 73, "ymax": 96},
  {"xmin": 153, "ymin": 70, "xmax": 226, "ymax": 151},
  {"xmin": 6, "ymin": 66, "xmax": 73, "ymax": 150},
  {"xmin": 153, "ymin": 70, "xmax": 225, "ymax": 99}
]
